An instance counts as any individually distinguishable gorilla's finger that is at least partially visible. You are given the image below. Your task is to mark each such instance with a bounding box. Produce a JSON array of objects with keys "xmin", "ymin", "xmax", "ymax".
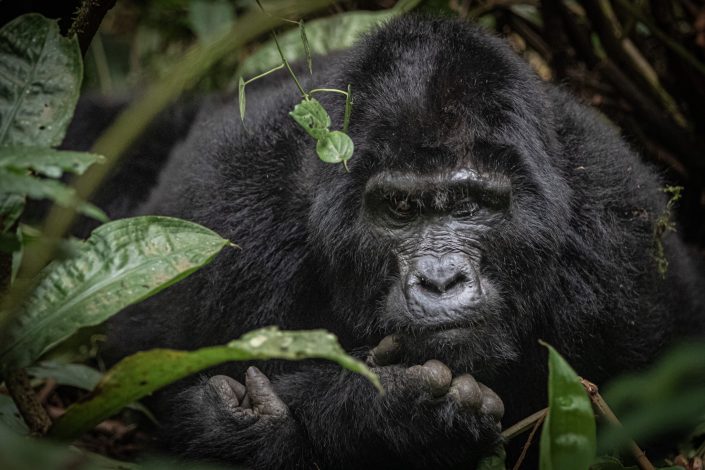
[
  {"xmin": 408, "ymin": 360, "xmax": 452, "ymax": 397},
  {"xmin": 240, "ymin": 393, "xmax": 251, "ymax": 409},
  {"xmin": 245, "ymin": 366, "xmax": 289, "ymax": 417},
  {"xmin": 448, "ymin": 374, "xmax": 482, "ymax": 409},
  {"xmin": 206, "ymin": 375, "xmax": 242, "ymax": 409},
  {"xmin": 478, "ymin": 383, "xmax": 505, "ymax": 421},
  {"xmin": 368, "ymin": 335, "xmax": 401, "ymax": 366}
]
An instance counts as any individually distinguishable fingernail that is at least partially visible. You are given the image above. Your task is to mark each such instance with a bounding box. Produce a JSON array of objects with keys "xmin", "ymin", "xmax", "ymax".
[{"xmin": 247, "ymin": 366, "xmax": 259, "ymax": 378}]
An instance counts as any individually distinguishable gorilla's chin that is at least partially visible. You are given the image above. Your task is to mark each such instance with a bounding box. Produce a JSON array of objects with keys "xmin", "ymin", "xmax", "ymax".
[
  {"xmin": 395, "ymin": 326, "xmax": 520, "ymax": 378},
  {"xmin": 379, "ymin": 288, "xmax": 519, "ymax": 375}
]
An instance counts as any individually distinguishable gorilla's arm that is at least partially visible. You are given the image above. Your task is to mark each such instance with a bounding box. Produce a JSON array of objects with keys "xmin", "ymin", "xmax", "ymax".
[{"xmin": 163, "ymin": 356, "xmax": 504, "ymax": 470}]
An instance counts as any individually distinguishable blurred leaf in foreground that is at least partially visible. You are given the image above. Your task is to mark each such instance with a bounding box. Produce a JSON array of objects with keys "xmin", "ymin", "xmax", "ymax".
[
  {"xmin": 539, "ymin": 341, "xmax": 596, "ymax": 470},
  {"xmin": 600, "ymin": 342, "xmax": 705, "ymax": 450}
]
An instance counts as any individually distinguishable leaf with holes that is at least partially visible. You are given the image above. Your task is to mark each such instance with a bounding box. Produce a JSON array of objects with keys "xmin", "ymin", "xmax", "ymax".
[
  {"xmin": 0, "ymin": 14, "xmax": 82, "ymax": 146},
  {"xmin": 0, "ymin": 216, "xmax": 231, "ymax": 376},
  {"xmin": 290, "ymin": 98, "xmax": 330, "ymax": 140}
]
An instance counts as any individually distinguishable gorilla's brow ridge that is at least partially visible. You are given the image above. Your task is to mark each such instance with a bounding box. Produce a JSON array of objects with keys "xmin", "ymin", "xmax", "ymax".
[{"xmin": 364, "ymin": 168, "xmax": 511, "ymax": 202}]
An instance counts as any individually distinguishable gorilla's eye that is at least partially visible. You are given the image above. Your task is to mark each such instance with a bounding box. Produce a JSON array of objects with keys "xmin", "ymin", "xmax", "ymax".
[
  {"xmin": 453, "ymin": 199, "xmax": 480, "ymax": 218},
  {"xmin": 387, "ymin": 197, "xmax": 415, "ymax": 221}
]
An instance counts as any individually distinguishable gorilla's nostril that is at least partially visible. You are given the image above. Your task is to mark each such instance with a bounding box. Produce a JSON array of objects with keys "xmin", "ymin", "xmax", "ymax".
[
  {"xmin": 444, "ymin": 273, "xmax": 467, "ymax": 293},
  {"xmin": 418, "ymin": 275, "xmax": 442, "ymax": 294},
  {"xmin": 418, "ymin": 272, "xmax": 468, "ymax": 295}
]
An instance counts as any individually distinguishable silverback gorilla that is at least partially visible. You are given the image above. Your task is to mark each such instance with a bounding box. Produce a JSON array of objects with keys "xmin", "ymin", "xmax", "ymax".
[{"xmin": 92, "ymin": 15, "xmax": 705, "ymax": 470}]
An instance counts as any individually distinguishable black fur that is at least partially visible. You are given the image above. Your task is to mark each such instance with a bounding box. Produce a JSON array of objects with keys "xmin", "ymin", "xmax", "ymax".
[{"xmin": 98, "ymin": 16, "xmax": 705, "ymax": 469}]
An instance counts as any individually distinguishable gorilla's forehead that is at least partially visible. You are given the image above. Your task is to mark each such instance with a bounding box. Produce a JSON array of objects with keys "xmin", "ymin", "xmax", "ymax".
[{"xmin": 340, "ymin": 17, "xmax": 547, "ymax": 172}]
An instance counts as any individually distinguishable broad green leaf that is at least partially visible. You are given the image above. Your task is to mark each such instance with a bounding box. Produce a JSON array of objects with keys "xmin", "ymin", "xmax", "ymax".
[
  {"xmin": 0, "ymin": 193, "xmax": 24, "ymax": 233},
  {"xmin": 27, "ymin": 361, "xmax": 158, "ymax": 423},
  {"xmin": 290, "ymin": 98, "xmax": 331, "ymax": 140},
  {"xmin": 0, "ymin": 147, "xmax": 104, "ymax": 178},
  {"xmin": 0, "ymin": 394, "xmax": 28, "ymax": 436},
  {"xmin": 0, "ymin": 14, "xmax": 82, "ymax": 146},
  {"xmin": 476, "ymin": 445, "xmax": 507, "ymax": 470},
  {"xmin": 27, "ymin": 361, "xmax": 102, "ymax": 390},
  {"xmin": 316, "ymin": 130, "xmax": 354, "ymax": 164},
  {"xmin": 240, "ymin": 11, "xmax": 397, "ymax": 76},
  {"xmin": 0, "ymin": 216, "xmax": 231, "ymax": 375},
  {"xmin": 188, "ymin": 0, "xmax": 234, "ymax": 43},
  {"xmin": 238, "ymin": 76, "xmax": 246, "ymax": 123},
  {"xmin": 299, "ymin": 20, "xmax": 313, "ymax": 75},
  {"xmin": 539, "ymin": 341, "xmax": 596, "ymax": 470},
  {"xmin": 1, "ymin": 419, "xmax": 232, "ymax": 469},
  {"xmin": 0, "ymin": 419, "xmax": 141, "ymax": 469},
  {"xmin": 0, "ymin": 169, "xmax": 107, "ymax": 222},
  {"xmin": 50, "ymin": 326, "xmax": 381, "ymax": 439}
]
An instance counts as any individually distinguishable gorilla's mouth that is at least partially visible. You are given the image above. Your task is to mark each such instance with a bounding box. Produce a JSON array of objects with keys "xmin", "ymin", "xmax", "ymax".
[{"xmin": 381, "ymin": 277, "xmax": 490, "ymax": 334}]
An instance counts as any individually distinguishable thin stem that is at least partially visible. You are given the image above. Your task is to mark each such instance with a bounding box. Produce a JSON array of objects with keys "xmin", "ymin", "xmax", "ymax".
[
  {"xmin": 502, "ymin": 408, "xmax": 548, "ymax": 439},
  {"xmin": 255, "ymin": 0, "xmax": 299, "ymax": 24},
  {"xmin": 273, "ymin": 32, "xmax": 308, "ymax": 98},
  {"xmin": 244, "ymin": 63, "xmax": 285, "ymax": 85},
  {"xmin": 343, "ymin": 160, "xmax": 350, "ymax": 173},
  {"xmin": 512, "ymin": 410, "xmax": 546, "ymax": 470},
  {"xmin": 581, "ymin": 379, "xmax": 656, "ymax": 470},
  {"xmin": 309, "ymin": 88, "xmax": 348, "ymax": 97},
  {"xmin": 343, "ymin": 84, "xmax": 352, "ymax": 134},
  {"xmin": 6, "ymin": 369, "xmax": 51, "ymax": 435}
]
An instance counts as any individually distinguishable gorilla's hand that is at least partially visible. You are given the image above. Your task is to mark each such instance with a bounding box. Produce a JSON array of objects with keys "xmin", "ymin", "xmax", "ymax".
[
  {"xmin": 368, "ymin": 338, "xmax": 504, "ymax": 426},
  {"xmin": 165, "ymin": 367, "xmax": 312, "ymax": 469},
  {"xmin": 258, "ymin": 336, "xmax": 506, "ymax": 469},
  {"xmin": 205, "ymin": 367, "xmax": 291, "ymax": 429}
]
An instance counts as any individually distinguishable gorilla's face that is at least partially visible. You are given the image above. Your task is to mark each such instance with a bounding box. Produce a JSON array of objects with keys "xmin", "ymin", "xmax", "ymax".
[
  {"xmin": 362, "ymin": 167, "xmax": 509, "ymax": 333},
  {"xmin": 356, "ymin": 162, "xmax": 521, "ymax": 376}
]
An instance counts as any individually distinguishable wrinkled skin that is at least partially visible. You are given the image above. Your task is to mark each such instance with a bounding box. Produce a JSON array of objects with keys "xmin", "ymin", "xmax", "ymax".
[{"xmin": 75, "ymin": 15, "xmax": 705, "ymax": 470}]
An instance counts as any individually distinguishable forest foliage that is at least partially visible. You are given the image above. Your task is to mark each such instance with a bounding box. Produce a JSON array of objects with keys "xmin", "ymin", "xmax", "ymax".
[{"xmin": 0, "ymin": 1, "xmax": 704, "ymax": 469}]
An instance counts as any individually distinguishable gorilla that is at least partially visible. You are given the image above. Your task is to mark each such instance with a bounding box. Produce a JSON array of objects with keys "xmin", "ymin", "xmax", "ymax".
[{"xmin": 89, "ymin": 14, "xmax": 705, "ymax": 470}]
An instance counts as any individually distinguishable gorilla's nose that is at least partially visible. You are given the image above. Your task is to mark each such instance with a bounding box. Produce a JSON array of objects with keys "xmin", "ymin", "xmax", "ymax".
[{"xmin": 404, "ymin": 254, "xmax": 481, "ymax": 314}]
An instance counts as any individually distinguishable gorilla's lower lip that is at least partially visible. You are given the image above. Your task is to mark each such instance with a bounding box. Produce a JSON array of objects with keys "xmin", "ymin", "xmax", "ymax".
[{"xmin": 399, "ymin": 325, "xmax": 474, "ymax": 342}]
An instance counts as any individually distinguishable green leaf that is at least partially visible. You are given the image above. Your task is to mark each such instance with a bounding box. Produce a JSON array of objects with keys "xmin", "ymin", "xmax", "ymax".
[
  {"xmin": 476, "ymin": 445, "xmax": 507, "ymax": 470},
  {"xmin": 0, "ymin": 169, "xmax": 107, "ymax": 222},
  {"xmin": 240, "ymin": 10, "xmax": 398, "ymax": 76},
  {"xmin": 0, "ymin": 194, "xmax": 24, "ymax": 233},
  {"xmin": 50, "ymin": 326, "xmax": 381, "ymax": 440},
  {"xmin": 0, "ymin": 147, "xmax": 104, "ymax": 178},
  {"xmin": 0, "ymin": 14, "xmax": 82, "ymax": 147},
  {"xmin": 316, "ymin": 131, "xmax": 354, "ymax": 164},
  {"xmin": 0, "ymin": 394, "xmax": 28, "ymax": 436},
  {"xmin": 599, "ymin": 343, "xmax": 705, "ymax": 450},
  {"xmin": 0, "ymin": 216, "xmax": 231, "ymax": 375},
  {"xmin": 188, "ymin": 0, "xmax": 234, "ymax": 43},
  {"xmin": 27, "ymin": 361, "xmax": 102, "ymax": 390},
  {"xmin": 539, "ymin": 341, "xmax": 596, "ymax": 470},
  {"xmin": 238, "ymin": 76, "xmax": 246, "ymax": 123},
  {"xmin": 290, "ymin": 98, "xmax": 331, "ymax": 140},
  {"xmin": 343, "ymin": 84, "xmax": 353, "ymax": 134},
  {"xmin": 299, "ymin": 20, "xmax": 313, "ymax": 75}
]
